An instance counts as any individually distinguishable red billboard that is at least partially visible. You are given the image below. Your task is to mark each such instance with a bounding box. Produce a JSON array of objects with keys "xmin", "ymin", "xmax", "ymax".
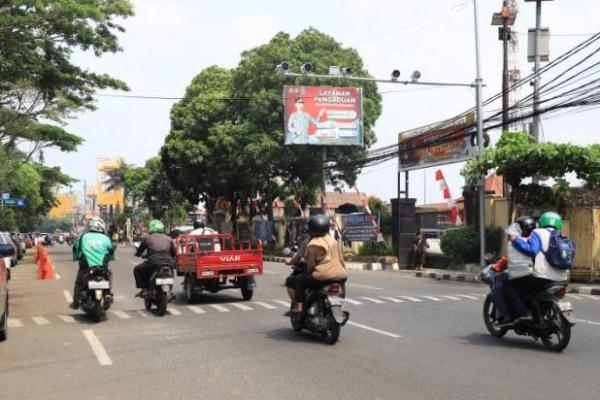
[{"xmin": 284, "ymin": 85, "xmax": 363, "ymax": 146}]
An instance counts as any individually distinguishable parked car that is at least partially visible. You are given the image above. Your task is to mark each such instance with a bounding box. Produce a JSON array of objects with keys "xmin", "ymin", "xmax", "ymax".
[
  {"xmin": 0, "ymin": 249, "xmax": 10, "ymax": 342},
  {"xmin": 10, "ymin": 233, "xmax": 25, "ymax": 260},
  {"xmin": 0, "ymin": 233, "xmax": 17, "ymax": 268}
]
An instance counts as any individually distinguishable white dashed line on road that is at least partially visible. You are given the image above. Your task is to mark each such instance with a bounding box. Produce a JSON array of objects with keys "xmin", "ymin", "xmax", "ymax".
[
  {"xmin": 252, "ymin": 302, "xmax": 278, "ymax": 310},
  {"xmin": 421, "ymin": 296, "xmax": 442, "ymax": 302},
  {"xmin": 58, "ymin": 315, "xmax": 76, "ymax": 323},
  {"xmin": 348, "ymin": 283, "xmax": 383, "ymax": 291},
  {"xmin": 54, "ymin": 273, "xmax": 61, "ymax": 279},
  {"xmin": 83, "ymin": 330, "xmax": 113, "ymax": 366},
  {"xmin": 7, "ymin": 318, "xmax": 23, "ymax": 328},
  {"xmin": 398, "ymin": 296, "xmax": 423, "ymax": 302},
  {"xmin": 273, "ymin": 300, "xmax": 291, "ymax": 308},
  {"xmin": 210, "ymin": 304, "xmax": 230, "ymax": 313},
  {"xmin": 380, "ymin": 296, "xmax": 405, "ymax": 303},
  {"xmin": 347, "ymin": 321, "xmax": 402, "ymax": 338},
  {"xmin": 112, "ymin": 311, "xmax": 131, "ymax": 319},
  {"xmin": 454, "ymin": 294, "xmax": 479, "ymax": 300},
  {"xmin": 187, "ymin": 306, "xmax": 206, "ymax": 314},
  {"xmin": 359, "ymin": 296, "xmax": 386, "ymax": 304},
  {"xmin": 230, "ymin": 303, "xmax": 253, "ymax": 311},
  {"xmin": 575, "ymin": 319, "xmax": 600, "ymax": 326},
  {"xmin": 440, "ymin": 295, "xmax": 461, "ymax": 301},
  {"xmin": 136, "ymin": 310, "xmax": 149, "ymax": 318},
  {"xmin": 344, "ymin": 298, "xmax": 364, "ymax": 305},
  {"xmin": 580, "ymin": 294, "xmax": 600, "ymax": 300},
  {"xmin": 167, "ymin": 308, "xmax": 182, "ymax": 316},
  {"xmin": 31, "ymin": 317, "xmax": 50, "ymax": 325},
  {"xmin": 63, "ymin": 290, "xmax": 73, "ymax": 304}
]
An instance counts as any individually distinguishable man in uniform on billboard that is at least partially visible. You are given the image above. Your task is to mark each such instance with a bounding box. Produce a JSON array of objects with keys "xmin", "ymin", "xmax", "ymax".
[{"xmin": 287, "ymin": 98, "xmax": 325, "ymax": 144}]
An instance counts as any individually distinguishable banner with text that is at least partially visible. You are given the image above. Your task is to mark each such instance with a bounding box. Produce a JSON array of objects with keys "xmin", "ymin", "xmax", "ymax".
[{"xmin": 342, "ymin": 213, "xmax": 378, "ymax": 242}]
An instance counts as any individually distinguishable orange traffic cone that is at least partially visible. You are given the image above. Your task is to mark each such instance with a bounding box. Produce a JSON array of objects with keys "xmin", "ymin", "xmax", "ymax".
[{"xmin": 35, "ymin": 244, "xmax": 55, "ymax": 280}]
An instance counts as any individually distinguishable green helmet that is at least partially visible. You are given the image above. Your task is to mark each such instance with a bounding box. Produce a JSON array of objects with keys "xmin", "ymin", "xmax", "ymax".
[
  {"xmin": 539, "ymin": 211, "xmax": 562, "ymax": 230},
  {"xmin": 148, "ymin": 219, "xmax": 165, "ymax": 234}
]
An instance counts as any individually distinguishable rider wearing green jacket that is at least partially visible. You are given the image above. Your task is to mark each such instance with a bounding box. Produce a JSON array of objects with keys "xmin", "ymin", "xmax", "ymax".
[{"xmin": 70, "ymin": 218, "xmax": 115, "ymax": 309}]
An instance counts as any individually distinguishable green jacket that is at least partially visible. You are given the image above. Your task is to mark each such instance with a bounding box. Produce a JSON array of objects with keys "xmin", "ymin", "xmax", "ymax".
[{"xmin": 73, "ymin": 232, "xmax": 115, "ymax": 268}]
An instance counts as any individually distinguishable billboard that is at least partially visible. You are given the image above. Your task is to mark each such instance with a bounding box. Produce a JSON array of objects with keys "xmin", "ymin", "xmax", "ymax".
[
  {"xmin": 284, "ymin": 85, "xmax": 363, "ymax": 146},
  {"xmin": 341, "ymin": 213, "xmax": 379, "ymax": 243},
  {"xmin": 398, "ymin": 112, "xmax": 477, "ymax": 171}
]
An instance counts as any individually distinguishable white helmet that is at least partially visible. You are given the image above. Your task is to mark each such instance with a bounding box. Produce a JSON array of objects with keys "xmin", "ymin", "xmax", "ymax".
[{"xmin": 87, "ymin": 218, "xmax": 106, "ymax": 233}]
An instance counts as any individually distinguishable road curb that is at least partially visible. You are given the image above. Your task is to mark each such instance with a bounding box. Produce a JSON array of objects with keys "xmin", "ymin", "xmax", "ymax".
[
  {"xmin": 569, "ymin": 286, "xmax": 600, "ymax": 295},
  {"xmin": 263, "ymin": 256, "xmax": 400, "ymax": 272}
]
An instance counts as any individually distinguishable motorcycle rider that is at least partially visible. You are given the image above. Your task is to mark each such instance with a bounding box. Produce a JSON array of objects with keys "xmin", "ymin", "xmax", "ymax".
[
  {"xmin": 285, "ymin": 214, "xmax": 347, "ymax": 319},
  {"xmin": 71, "ymin": 218, "xmax": 115, "ymax": 309},
  {"xmin": 508, "ymin": 211, "xmax": 569, "ymax": 321},
  {"xmin": 133, "ymin": 219, "xmax": 176, "ymax": 297},
  {"xmin": 190, "ymin": 219, "xmax": 217, "ymax": 235}
]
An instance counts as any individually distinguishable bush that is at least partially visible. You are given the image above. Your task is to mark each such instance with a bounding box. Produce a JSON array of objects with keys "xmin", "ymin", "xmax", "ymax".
[
  {"xmin": 440, "ymin": 225, "xmax": 503, "ymax": 265},
  {"xmin": 359, "ymin": 242, "xmax": 395, "ymax": 256}
]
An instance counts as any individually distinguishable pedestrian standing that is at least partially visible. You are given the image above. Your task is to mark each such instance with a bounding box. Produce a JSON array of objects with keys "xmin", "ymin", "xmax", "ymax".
[{"xmin": 413, "ymin": 229, "xmax": 429, "ymax": 270}]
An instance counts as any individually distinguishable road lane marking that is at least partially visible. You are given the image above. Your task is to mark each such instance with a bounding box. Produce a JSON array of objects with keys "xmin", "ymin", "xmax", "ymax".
[
  {"xmin": 359, "ymin": 296, "xmax": 385, "ymax": 304},
  {"xmin": 469, "ymin": 294, "xmax": 487, "ymax": 298},
  {"xmin": 455, "ymin": 294, "xmax": 479, "ymax": 300},
  {"xmin": 421, "ymin": 296, "xmax": 442, "ymax": 302},
  {"xmin": 82, "ymin": 330, "xmax": 113, "ymax": 366},
  {"xmin": 210, "ymin": 304, "xmax": 230, "ymax": 313},
  {"xmin": 230, "ymin": 303, "xmax": 253, "ymax": 311},
  {"xmin": 130, "ymin": 261, "xmax": 138, "ymax": 265},
  {"xmin": 58, "ymin": 315, "xmax": 76, "ymax": 323},
  {"xmin": 273, "ymin": 300, "xmax": 291, "ymax": 308},
  {"xmin": 348, "ymin": 283, "xmax": 383, "ymax": 290},
  {"xmin": 398, "ymin": 296, "xmax": 422, "ymax": 302},
  {"xmin": 32, "ymin": 317, "xmax": 50, "ymax": 325},
  {"xmin": 380, "ymin": 296, "xmax": 405, "ymax": 303},
  {"xmin": 252, "ymin": 302, "xmax": 277, "ymax": 310},
  {"xmin": 567, "ymin": 294, "xmax": 584, "ymax": 300},
  {"xmin": 575, "ymin": 319, "xmax": 600, "ymax": 326},
  {"xmin": 136, "ymin": 310, "xmax": 149, "ymax": 318},
  {"xmin": 167, "ymin": 308, "xmax": 182, "ymax": 316},
  {"xmin": 440, "ymin": 295, "xmax": 461, "ymax": 301},
  {"xmin": 580, "ymin": 294, "xmax": 600, "ymax": 300},
  {"xmin": 187, "ymin": 306, "xmax": 206, "ymax": 314},
  {"xmin": 347, "ymin": 321, "xmax": 402, "ymax": 338},
  {"xmin": 54, "ymin": 273, "xmax": 61, "ymax": 279},
  {"xmin": 112, "ymin": 311, "xmax": 131, "ymax": 319},
  {"xmin": 63, "ymin": 290, "xmax": 73, "ymax": 303},
  {"xmin": 7, "ymin": 318, "xmax": 23, "ymax": 328},
  {"xmin": 344, "ymin": 298, "xmax": 364, "ymax": 305}
]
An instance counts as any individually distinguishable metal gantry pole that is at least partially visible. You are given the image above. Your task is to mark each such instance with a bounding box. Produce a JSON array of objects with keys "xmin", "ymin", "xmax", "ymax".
[{"xmin": 473, "ymin": 0, "xmax": 487, "ymax": 266}]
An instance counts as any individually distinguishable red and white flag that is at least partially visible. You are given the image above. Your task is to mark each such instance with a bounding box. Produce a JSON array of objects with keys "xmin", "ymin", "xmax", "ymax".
[{"xmin": 435, "ymin": 169, "xmax": 462, "ymax": 225}]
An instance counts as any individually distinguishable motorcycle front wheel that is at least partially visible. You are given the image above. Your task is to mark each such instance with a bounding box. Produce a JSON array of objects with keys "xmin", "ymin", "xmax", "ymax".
[{"xmin": 483, "ymin": 295, "xmax": 508, "ymax": 338}]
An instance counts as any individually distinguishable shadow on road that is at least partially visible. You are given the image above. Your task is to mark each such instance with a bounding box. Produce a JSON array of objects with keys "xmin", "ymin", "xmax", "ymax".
[
  {"xmin": 264, "ymin": 327, "xmax": 324, "ymax": 344},
  {"xmin": 456, "ymin": 332, "xmax": 550, "ymax": 352}
]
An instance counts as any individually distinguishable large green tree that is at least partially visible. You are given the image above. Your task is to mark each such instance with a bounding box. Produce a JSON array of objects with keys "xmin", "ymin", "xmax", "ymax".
[{"xmin": 162, "ymin": 28, "xmax": 383, "ymax": 224}]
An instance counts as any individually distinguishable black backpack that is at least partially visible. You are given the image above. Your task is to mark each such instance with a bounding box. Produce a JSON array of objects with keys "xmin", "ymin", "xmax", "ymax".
[{"xmin": 542, "ymin": 229, "xmax": 576, "ymax": 270}]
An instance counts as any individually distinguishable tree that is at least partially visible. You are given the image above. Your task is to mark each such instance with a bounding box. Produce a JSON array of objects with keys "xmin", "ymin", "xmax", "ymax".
[{"xmin": 162, "ymin": 29, "xmax": 383, "ymax": 227}]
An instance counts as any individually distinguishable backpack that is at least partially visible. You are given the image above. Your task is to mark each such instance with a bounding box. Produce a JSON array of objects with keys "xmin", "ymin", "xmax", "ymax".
[{"xmin": 542, "ymin": 229, "xmax": 576, "ymax": 270}]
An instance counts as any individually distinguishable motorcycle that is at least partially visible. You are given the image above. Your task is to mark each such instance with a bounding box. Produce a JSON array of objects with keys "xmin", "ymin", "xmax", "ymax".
[
  {"xmin": 288, "ymin": 259, "xmax": 349, "ymax": 345},
  {"xmin": 78, "ymin": 268, "xmax": 113, "ymax": 323},
  {"xmin": 142, "ymin": 264, "xmax": 176, "ymax": 316},
  {"xmin": 480, "ymin": 267, "xmax": 575, "ymax": 352}
]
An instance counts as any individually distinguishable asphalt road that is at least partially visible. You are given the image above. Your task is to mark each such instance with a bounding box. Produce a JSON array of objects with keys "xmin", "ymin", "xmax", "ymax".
[{"xmin": 1, "ymin": 245, "xmax": 599, "ymax": 400}]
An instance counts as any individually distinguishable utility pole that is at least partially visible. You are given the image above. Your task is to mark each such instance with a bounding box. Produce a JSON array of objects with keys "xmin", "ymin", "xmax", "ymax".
[
  {"xmin": 321, "ymin": 147, "xmax": 327, "ymax": 214},
  {"xmin": 532, "ymin": 0, "xmax": 542, "ymax": 143},
  {"xmin": 473, "ymin": 0, "xmax": 486, "ymax": 266},
  {"xmin": 492, "ymin": 1, "xmax": 517, "ymax": 132}
]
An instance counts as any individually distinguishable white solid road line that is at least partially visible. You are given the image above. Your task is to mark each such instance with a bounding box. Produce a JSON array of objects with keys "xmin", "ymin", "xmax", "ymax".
[
  {"xmin": 398, "ymin": 296, "xmax": 422, "ymax": 302},
  {"xmin": 167, "ymin": 308, "xmax": 182, "ymax": 316},
  {"xmin": 273, "ymin": 300, "xmax": 291, "ymax": 308},
  {"xmin": 347, "ymin": 321, "xmax": 402, "ymax": 338},
  {"xmin": 210, "ymin": 304, "xmax": 230, "ymax": 313},
  {"xmin": 63, "ymin": 290, "xmax": 73, "ymax": 304},
  {"xmin": 32, "ymin": 316, "xmax": 50, "ymax": 325},
  {"xmin": 359, "ymin": 296, "xmax": 385, "ymax": 304},
  {"xmin": 344, "ymin": 298, "xmax": 364, "ymax": 305},
  {"xmin": 230, "ymin": 303, "xmax": 253, "ymax": 311},
  {"xmin": 58, "ymin": 315, "xmax": 76, "ymax": 323},
  {"xmin": 575, "ymin": 319, "xmax": 600, "ymax": 326},
  {"xmin": 455, "ymin": 294, "xmax": 479, "ymax": 300},
  {"xmin": 440, "ymin": 295, "xmax": 461, "ymax": 301},
  {"xmin": 421, "ymin": 296, "xmax": 442, "ymax": 302},
  {"xmin": 348, "ymin": 283, "xmax": 383, "ymax": 291},
  {"xmin": 187, "ymin": 305, "xmax": 206, "ymax": 314},
  {"xmin": 112, "ymin": 311, "xmax": 131, "ymax": 319},
  {"xmin": 252, "ymin": 302, "xmax": 277, "ymax": 310},
  {"xmin": 380, "ymin": 296, "xmax": 405, "ymax": 303},
  {"xmin": 83, "ymin": 330, "xmax": 113, "ymax": 366},
  {"xmin": 469, "ymin": 294, "xmax": 488, "ymax": 298},
  {"xmin": 567, "ymin": 294, "xmax": 584, "ymax": 300},
  {"xmin": 580, "ymin": 294, "xmax": 600, "ymax": 300},
  {"xmin": 7, "ymin": 318, "xmax": 23, "ymax": 328}
]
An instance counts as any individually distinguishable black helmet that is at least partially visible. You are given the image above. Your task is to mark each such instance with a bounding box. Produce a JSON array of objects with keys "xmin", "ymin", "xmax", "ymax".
[
  {"xmin": 516, "ymin": 216, "xmax": 536, "ymax": 237},
  {"xmin": 193, "ymin": 219, "xmax": 205, "ymax": 230},
  {"xmin": 307, "ymin": 214, "xmax": 330, "ymax": 237}
]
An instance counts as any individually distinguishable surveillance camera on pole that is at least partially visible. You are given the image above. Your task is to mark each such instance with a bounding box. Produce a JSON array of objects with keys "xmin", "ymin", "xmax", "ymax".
[
  {"xmin": 391, "ymin": 69, "xmax": 401, "ymax": 81},
  {"xmin": 411, "ymin": 70, "xmax": 422, "ymax": 82},
  {"xmin": 300, "ymin": 62, "xmax": 313, "ymax": 74},
  {"xmin": 276, "ymin": 61, "xmax": 290, "ymax": 74}
]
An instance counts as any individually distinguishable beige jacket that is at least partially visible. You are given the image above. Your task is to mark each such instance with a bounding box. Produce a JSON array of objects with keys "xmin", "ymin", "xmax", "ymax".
[{"xmin": 305, "ymin": 235, "xmax": 347, "ymax": 281}]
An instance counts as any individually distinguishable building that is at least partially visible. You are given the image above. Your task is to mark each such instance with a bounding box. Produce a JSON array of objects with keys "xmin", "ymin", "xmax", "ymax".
[
  {"xmin": 48, "ymin": 193, "xmax": 80, "ymax": 219},
  {"xmin": 85, "ymin": 157, "xmax": 125, "ymax": 224}
]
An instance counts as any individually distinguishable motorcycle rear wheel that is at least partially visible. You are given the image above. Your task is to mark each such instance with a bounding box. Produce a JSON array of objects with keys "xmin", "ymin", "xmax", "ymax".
[
  {"xmin": 156, "ymin": 291, "xmax": 168, "ymax": 316},
  {"xmin": 144, "ymin": 297, "xmax": 152, "ymax": 311},
  {"xmin": 91, "ymin": 301, "xmax": 103, "ymax": 323},
  {"xmin": 483, "ymin": 295, "xmax": 508, "ymax": 338},
  {"xmin": 322, "ymin": 318, "xmax": 341, "ymax": 345},
  {"xmin": 541, "ymin": 305, "xmax": 571, "ymax": 352}
]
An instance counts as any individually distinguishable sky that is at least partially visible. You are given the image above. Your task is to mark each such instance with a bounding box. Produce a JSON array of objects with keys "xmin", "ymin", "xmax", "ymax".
[{"xmin": 44, "ymin": 0, "xmax": 600, "ymax": 206}]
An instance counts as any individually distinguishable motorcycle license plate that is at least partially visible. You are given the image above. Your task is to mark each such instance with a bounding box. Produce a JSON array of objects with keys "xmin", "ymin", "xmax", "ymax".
[
  {"xmin": 329, "ymin": 296, "xmax": 344, "ymax": 306},
  {"xmin": 88, "ymin": 280, "xmax": 110, "ymax": 290},
  {"xmin": 558, "ymin": 300, "xmax": 573, "ymax": 312},
  {"xmin": 155, "ymin": 278, "xmax": 174, "ymax": 285}
]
